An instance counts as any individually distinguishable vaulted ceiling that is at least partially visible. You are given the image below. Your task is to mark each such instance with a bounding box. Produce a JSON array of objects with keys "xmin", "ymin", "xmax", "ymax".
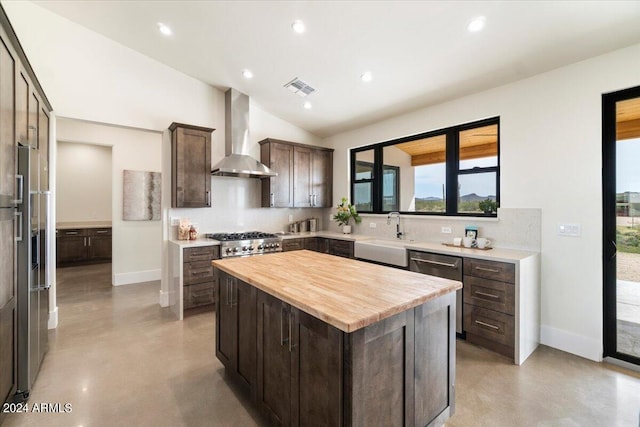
[{"xmin": 31, "ymin": 1, "xmax": 640, "ymax": 137}]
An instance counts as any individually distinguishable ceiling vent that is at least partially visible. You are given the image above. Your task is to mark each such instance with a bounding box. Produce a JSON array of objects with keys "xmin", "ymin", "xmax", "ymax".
[{"xmin": 284, "ymin": 77, "xmax": 316, "ymax": 97}]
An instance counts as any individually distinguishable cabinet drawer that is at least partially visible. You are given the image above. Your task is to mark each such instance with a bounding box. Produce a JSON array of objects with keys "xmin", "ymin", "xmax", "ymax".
[
  {"xmin": 88, "ymin": 228, "xmax": 112, "ymax": 236},
  {"xmin": 184, "ymin": 282, "xmax": 215, "ymax": 309},
  {"xmin": 464, "ymin": 258, "xmax": 515, "ymax": 283},
  {"xmin": 464, "ymin": 303, "xmax": 514, "ymax": 348},
  {"xmin": 464, "ymin": 275, "xmax": 514, "ymax": 315},
  {"xmin": 184, "ymin": 245, "xmax": 219, "ymax": 262},
  {"xmin": 58, "ymin": 228, "xmax": 87, "ymax": 237},
  {"xmin": 184, "ymin": 260, "xmax": 215, "ymax": 285},
  {"xmin": 282, "ymin": 238, "xmax": 304, "ymax": 252},
  {"xmin": 329, "ymin": 239, "xmax": 354, "ymax": 258}
]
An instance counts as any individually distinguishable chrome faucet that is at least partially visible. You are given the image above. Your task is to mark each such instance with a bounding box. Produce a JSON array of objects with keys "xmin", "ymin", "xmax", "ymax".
[{"xmin": 387, "ymin": 212, "xmax": 403, "ymax": 239}]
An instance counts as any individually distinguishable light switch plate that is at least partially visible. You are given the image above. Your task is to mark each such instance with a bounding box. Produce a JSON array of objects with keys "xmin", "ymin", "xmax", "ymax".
[
  {"xmin": 288, "ymin": 214, "xmax": 293, "ymax": 222},
  {"xmin": 558, "ymin": 223, "xmax": 581, "ymax": 237},
  {"xmin": 369, "ymin": 222, "xmax": 377, "ymax": 228},
  {"xmin": 441, "ymin": 226, "xmax": 452, "ymax": 234},
  {"xmin": 170, "ymin": 217, "xmax": 180, "ymax": 226}
]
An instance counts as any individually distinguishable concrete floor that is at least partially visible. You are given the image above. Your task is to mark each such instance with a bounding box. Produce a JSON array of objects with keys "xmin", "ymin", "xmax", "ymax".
[{"xmin": 4, "ymin": 263, "xmax": 640, "ymax": 427}]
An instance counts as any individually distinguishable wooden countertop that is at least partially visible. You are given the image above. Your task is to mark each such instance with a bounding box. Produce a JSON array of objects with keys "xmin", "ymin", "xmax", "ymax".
[
  {"xmin": 212, "ymin": 250, "xmax": 461, "ymax": 333},
  {"xmin": 57, "ymin": 221, "xmax": 112, "ymax": 230}
]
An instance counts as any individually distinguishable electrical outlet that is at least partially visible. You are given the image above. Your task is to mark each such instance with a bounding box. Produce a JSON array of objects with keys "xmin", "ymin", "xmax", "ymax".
[
  {"xmin": 288, "ymin": 214, "xmax": 293, "ymax": 222},
  {"xmin": 369, "ymin": 222, "xmax": 377, "ymax": 229},
  {"xmin": 170, "ymin": 217, "xmax": 180, "ymax": 226},
  {"xmin": 441, "ymin": 226, "xmax": 452, "ymax": 234}
]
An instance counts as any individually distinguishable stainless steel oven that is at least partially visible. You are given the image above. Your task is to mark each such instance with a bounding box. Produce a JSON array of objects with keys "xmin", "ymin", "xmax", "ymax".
[{"xmin": 206, "ymin": 231, "xmax": 282, "ymax": 258}]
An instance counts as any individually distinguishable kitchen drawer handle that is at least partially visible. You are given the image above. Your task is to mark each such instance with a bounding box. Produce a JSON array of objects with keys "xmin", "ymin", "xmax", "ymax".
[
  {"xmin": 95, "ymin": 230, "xmax": 109, "ymax": 234},
  {"xmin": 288, "ymin": 311, "xmax": 295, "ymax": 352},
  {"xmin": 88, "ymin": 237, "xmax": 91, "ymax": 246},
  {"xmin": 84, "ymin": 237, "xmax": 87, "ymax": 247},
  {"xmin": 411, "ymin": 258, "xmax": 458, "ymax": 269},
  {"xmin": 281, "ymin": 307, "xmax": 288, "ymax": 347},
  {"xmin": 475, "ymin": 291, "xmax": 500, "ymax": 299},
  {"xmin": 189, "ymin": 268, "xmax": 212, "ymax": 276},
  {"xmin": 475, "ymin": 320, "xmax": 500, "ymax": 330},
  {"xmin": 66, "ymin": 231, "xmax": 79, "ymax": 235},
  {"xmin": 475, "ymin": 266, "xmax": 500, "ymax": 273}
]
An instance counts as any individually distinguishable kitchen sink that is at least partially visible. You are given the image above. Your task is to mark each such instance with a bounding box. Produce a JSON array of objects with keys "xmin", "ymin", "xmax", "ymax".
[{"xmin": 354, "ymin": 239, "xmax": 408, "ymax": 267}]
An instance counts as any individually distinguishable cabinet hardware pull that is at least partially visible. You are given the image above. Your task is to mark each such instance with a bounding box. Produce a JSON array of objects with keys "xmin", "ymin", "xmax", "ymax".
[
  {"xmin": 270, "ymin": 193, "xmax": 275, "ymax": 207},
  {"xmin": 66, "ymin": 231, "xmax": 79, "ymax": 235},
  {"xmin": 288, "ymin": 311, "xmax": 294, "ymax": 352},
  {"xmin": 410, "ymin": 258, "xmax": 458, "ymax": 269},
  {"xmin": 190, "ymin": 269, "xmax": 211, "ymax": 276},
  {"xmin": 95, "ymin": 230, "xmax": 109, "ymax": 234},
  {"xmin": 15, "ymin": 212, "xmax": 23, "ymax": 242},
  {"xmin": 475, "ymin": 266, "xmax": 500, "ymax": 273},
  {"xmin": 475, "ymin": 320, "xmax": 500, "ymax": 330},
  {"xmin": 15, "ymin": 175, "xmax": 24, "ymax": 204},
  {"xmin": 226, "ymin": 278, "xmax": 231, "ymax": 306},
  {"xmin": 88, "ymin": 237, "xmax": 91, "ymax": 246},
  {"xmin": 83, "ymin": 237, "xmax": 87, "ymax": 247},
  {"xmin": 281, "ymin": 307, "xmax": 288, "ymax": 347},
  {"xmin": 230, "ymin": 279, "xmax": 237, "ymax": 307},
  {"xmin": 475, "ymin": 291, "xmax": 500, "ymax": 299}
]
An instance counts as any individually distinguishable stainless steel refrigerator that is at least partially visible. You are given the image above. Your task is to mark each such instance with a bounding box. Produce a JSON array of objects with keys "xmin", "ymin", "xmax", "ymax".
[{"xmin": 15, "ymin": 144, "xmax": 49, "ymax": 402}]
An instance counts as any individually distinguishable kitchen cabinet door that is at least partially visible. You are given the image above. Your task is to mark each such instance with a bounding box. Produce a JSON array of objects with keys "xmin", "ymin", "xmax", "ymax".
[
  {"xmin": 261, "ymin": 141, "xmax": 294, "ymax": 208},
  {"xmin": 290, "ymin": 307, "xmax": 342, "ymax": 426},
  {"xmin": 29, "ymin": 91, "xmax": 39, "ymax": 149},
  {"xmin": 215, "ymin": 271, "xmax": 256, "ymax": 396},
  {"xmin": 86, "ymin": 235, "xmax": 112, "ymax": 261},
  {"xmin": 257, "ymin": 291, "xmax": 291, "ymax": 426},
  {"xmin": 170, "ymin": 122, "xmax": 214, "ymax": 208},
  {"xmin": 293, "ymin": 146, "xmax": 312, "ymax": 208},
  {"xmin": 38, "ymin": 107, "xmax": 49, "ymax": 191},
  {"xmin": 56, "ymin": 232, "xmax": 87, "ymax": 264},
  {"xmin": 311, "ymin": 148, "xmax": 332, "ymax": 208}
]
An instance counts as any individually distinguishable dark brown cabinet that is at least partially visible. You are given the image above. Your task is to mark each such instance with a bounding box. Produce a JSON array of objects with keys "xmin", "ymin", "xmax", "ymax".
[
  {"xmin": 281, "ymin": 238, "xmax": 305, "ymax": 252},
  {"xmin": 304, "ymin": 237, "xmax": 329, "ymax": 253},
  {"xmin": 256, "ymin": 290, "xmax": 342, "ymax": 426},
  {"xmin": 183, "ymin": 245, "xmax": 219, "ymax": 309},
  {"xmin": 215, "ymin": 269, "xmax": 257, "ymax": 397},
  {"xmin": 56, "ymin": 228, "xmax": 112, "ymax": 266},
  {"xmin": 170, "ymin": 122, "xmax": 215, "ymax": 208},
  {"xmin": 285, "ymin": 237, "xmax": 353, "ymax": 258},
  {"xmin": 260, "ymin": 139, "xmax": 333, "ymax": 208},
  {"xmin": 329, "ymin": 239, "xmax": 354, "ymax": 258},
  {"xmin": 463, "ymin": 258, "xmax": 516, "ymax": 359}
]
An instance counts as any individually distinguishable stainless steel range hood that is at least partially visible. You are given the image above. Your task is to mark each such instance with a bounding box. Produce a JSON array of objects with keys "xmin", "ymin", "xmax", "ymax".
[{"xmin": 211, "ymin": 88, "xmax": 276, "ymax": 178}]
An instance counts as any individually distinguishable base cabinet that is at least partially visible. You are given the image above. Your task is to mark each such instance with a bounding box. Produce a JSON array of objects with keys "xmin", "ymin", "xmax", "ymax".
[
  {"xmin": 215, "ymin": 267, "xmax": 456, "ymax": 426},
  {"xmin": 184, "ymin": 246, "xmax": 219, "ymax": 310},
  {"xmin": 56, "ymin": 228, "xmax": 112, "ymax": 266},
  {"xmin": 256, "ymin": 291, "xmax": 342, "ymax": 426}
]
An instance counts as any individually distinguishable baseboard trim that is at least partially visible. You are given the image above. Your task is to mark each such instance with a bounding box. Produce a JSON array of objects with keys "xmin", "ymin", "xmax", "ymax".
[
  {"xmin": 540, "ymin": 325, "xmax": 602, "ymax": 362},
  {"xmin": 48, "ymin": 306, "xmax": 58, "ymax": 329},
  {"xmin": 113, "ymin": 269, "xmax": 161, "ymax": 286},
  {"xmin": 159, "ymin": 289, "xmax": 169, "ymax": 307}
]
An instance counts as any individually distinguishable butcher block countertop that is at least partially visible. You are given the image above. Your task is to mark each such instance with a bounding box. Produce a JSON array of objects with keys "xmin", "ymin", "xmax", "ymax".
[{"xmin": 212, "ymin": 250, "xmax": 462, "ymax": 333}]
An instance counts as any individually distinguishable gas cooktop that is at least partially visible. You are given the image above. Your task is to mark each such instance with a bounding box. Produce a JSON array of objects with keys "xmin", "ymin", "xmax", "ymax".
[{"xmin": 205, "ymin": 231, "xmax": 282, "ymax": 258}]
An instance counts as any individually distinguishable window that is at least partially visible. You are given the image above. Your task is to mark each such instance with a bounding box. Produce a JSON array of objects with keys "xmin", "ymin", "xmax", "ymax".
[{"xmin": 350, "ymin": 117, "xmax": 499, "ymax": 216}]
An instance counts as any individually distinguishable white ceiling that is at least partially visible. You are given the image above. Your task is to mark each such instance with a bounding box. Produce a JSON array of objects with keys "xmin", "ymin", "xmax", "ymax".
[{"xmin": 33, "ymin": 1, "xmax": 640, "ymax": 137}]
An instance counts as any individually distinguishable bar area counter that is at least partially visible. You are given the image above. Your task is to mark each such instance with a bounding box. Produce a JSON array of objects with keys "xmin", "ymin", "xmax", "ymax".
[{"xmin": 212, "ymin": 250, "xmax": 461, "ymax": 426}]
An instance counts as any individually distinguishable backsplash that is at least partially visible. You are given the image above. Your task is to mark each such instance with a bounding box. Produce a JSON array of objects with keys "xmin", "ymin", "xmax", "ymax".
[
  {"xmin": 167, "ymin": 176, "xmax": 327, "ymax": 239},
  {"xmin": 323, "ymin": 208, "xmax": 541, "ymax": 252}
]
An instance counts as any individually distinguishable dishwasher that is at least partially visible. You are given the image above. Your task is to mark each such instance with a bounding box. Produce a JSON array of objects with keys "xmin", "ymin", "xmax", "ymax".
[{"xmin": 409, "ymin": 250, "xmax": 464, "ymax": 336}]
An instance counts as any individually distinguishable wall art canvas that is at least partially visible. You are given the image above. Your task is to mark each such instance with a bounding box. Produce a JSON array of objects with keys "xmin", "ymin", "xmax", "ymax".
[{"xmin": 123, "ymin": 170, "xmax": 161, "ymax": 221}]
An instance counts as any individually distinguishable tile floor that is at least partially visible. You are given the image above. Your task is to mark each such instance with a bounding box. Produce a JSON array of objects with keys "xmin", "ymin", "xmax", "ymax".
[{"xmin": 4, "ymin": 263, "xmax": 640, "ymax": 427}]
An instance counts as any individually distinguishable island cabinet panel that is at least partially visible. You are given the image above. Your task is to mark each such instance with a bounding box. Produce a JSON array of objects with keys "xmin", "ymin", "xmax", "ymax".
[
  {"xmin": 215, "ymin": 270, "xmax": 257, "ymax": 397},
  {"xmin": 256, "ymin": 290, "xmax": 343, "ymax": 427}
]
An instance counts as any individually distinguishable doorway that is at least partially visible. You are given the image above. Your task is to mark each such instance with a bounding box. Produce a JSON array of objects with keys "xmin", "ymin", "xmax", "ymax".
[{"xmin": 603, "ymin": 85, "xmax": 640, "ymax": 365}]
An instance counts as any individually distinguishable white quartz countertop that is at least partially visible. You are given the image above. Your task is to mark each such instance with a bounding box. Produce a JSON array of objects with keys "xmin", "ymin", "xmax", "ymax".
[
  {"xmin": 278, "ymin": 231, "xmax": 374, "ymax": 242},
  {"xmin": 57, "ymin": 221, "xmax": 112, "ymax": 229},
  {"xmin": 169, "ymin": 237, "xmax": 221, "ymax": 248}
]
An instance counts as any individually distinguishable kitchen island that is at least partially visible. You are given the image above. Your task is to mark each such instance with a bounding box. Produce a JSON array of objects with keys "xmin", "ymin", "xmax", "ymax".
[{"xmin": 212, "ymin": 250, "xmax": 462, "ymax": 427}]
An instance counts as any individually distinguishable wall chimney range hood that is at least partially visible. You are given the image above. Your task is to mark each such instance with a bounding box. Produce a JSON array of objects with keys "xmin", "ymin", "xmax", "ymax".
[{"xmin": 211, "ymin": 88, "xmax": 277, "ymax": 179}]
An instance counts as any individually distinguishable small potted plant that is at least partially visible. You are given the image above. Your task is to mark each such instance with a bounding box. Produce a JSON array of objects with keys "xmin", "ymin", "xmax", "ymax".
[
  {"xmin": 333, "ymin": 197, "xmax": 362, "ymax": 234},
  {"xmin": 479, "ymin": 198, "xmax": 497, "ymax": 215}
]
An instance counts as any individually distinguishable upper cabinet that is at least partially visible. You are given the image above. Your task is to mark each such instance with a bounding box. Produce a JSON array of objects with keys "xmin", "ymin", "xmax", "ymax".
[
  {"xmin": 169, "ymin": 122, "xmax": 215, "ymax": 208},
  {"xmin": 259, "ymin": 138, "xmax": 333, "ymax": 208}
]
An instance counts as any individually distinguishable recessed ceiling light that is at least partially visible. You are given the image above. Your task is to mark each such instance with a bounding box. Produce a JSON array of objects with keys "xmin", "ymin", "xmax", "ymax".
[
  {"xmin": 242, "ymin": 69, "xmax": 253, "ymax": 79},
  {"xmin": 157, "ymin": 22, "xmax": 172, "ymax": 36},
  {"xmin": 303, "ymin": 101, "xmax": 312, "ymax": 109},
  {"xmin": 292, "ymin": 20, "xmax": 306, "ymax": 34},
  {"xmin": 360, "ymin": 72, "xmax": 373, "ymax": 83},
  {"xmin": 467, "ymin": 16, "xmax": 486, "ymax": 33}
]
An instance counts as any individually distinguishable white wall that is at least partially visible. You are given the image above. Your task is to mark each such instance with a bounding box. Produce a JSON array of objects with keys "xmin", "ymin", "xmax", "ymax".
[
  {"xmin": 57, "ymin": 119, "xmax": 163, "ymax": 285},
  {"xmin": 56, "ymin": 141, "xmax": 112, "ymax": 222},
  {"xmin": 325, "ymin": 43, "xmax": 640, "ymax": 361}
]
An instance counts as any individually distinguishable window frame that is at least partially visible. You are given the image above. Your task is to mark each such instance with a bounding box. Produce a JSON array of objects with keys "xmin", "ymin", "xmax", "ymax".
[{"xmin": 350, "ymin": 117, "xmax": 500, "ymax": 217}]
